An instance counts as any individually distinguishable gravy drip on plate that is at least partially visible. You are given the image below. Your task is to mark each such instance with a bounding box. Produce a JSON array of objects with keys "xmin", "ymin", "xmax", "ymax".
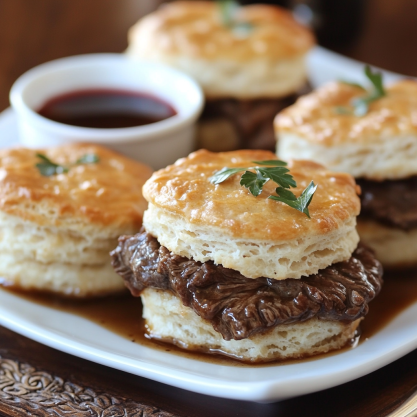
[{"xmin": 1, "ymin": 269, "xmax": 415, "ymax": 366}]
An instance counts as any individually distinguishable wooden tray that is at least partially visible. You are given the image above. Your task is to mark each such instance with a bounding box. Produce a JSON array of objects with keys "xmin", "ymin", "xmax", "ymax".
[{"xmin": 1, "ymin": 325, "xmax": 416, "ymax": 417}]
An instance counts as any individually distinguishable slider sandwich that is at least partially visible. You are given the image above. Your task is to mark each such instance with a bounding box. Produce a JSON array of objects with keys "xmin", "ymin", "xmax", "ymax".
[
  {"xmin": 275, "ymin": 70, "xmax": 417, "ymax": 269},
  {"xmin": 111, "ymin": 150, "xmax": 382, "ymax": 362},
  {"xmin": 0, "ymin": 144, "xmax": 152, "ymax": 297},
  {"xmin": 126, "ymin": 1, "xmax": 314, "ymax": 151}
]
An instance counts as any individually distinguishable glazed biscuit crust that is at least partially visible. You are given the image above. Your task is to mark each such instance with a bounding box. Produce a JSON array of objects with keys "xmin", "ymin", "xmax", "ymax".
[
  {"xmin": 275, "ymin": 80, "xmax": 417, "ymax": 179},
  {"xmin": 0, "ymin": 144, "xmax": 152, "ymax": 231},
  {"xmin": 127, "ymin": 2, "xmax": 314, "ymax": 99},
  {"xmin": 276, "ymin": 80, "xmax": 417, "ymax": 145},
  {"xmin": 143, "ymin": 149, "xmax": 360, "ymax": 241},
  {"xmin": 128, "ymin": 2, "xmax": 314, "ymax": 62}
]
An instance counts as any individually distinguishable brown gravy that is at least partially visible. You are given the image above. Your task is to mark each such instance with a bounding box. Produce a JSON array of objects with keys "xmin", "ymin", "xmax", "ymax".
[
  {"xmin": 361, "ymin": 269, "xmax": 417, "ymax": 339},
  {"xmin": 2, "ymin": 269, "xmax": 417, "ymax": 366}
]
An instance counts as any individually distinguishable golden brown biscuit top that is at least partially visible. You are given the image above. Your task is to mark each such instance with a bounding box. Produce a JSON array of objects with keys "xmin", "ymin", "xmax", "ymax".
[
  {"xmin": 0, "ymin": 144, "xmax": 153, "ymax": 228},
  {"xmin": 128, "ymin": 1, "xmax": 314, "ymax": 62},
  {"xmin": 275, "ymin": 80, "xmax": 417, "ymax": 145},
  {"xmin": 143, "ymin": 149, "xmax": 360, "ymax": 241}
]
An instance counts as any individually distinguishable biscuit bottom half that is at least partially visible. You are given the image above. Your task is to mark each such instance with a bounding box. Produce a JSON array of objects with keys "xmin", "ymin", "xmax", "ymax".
[
  {"xmin": 0, "ymin": 212, "xmax": 127, "ymax": 297},
  {"xmin": 357, "ymin": 220, "xmax": 417, "ymax": 269},
  {"xmin": 0, "ymin": 255, "xmax": 125, "ymax": 297},
  {"xmin": 142, "ymin": 288, "xmax": 361, "ymax": 363}
]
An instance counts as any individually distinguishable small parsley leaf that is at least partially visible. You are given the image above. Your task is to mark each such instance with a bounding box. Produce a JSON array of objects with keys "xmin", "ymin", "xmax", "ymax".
[
  {"xmin": 76, "ymin": 154, "xmax": 100, "ymax": 164},
  {"xmin": 337, "ymin": 65, "xmax": 386, "ymax": 116},
  {"xmin": 36, "ymin": 162, "xmax": 68, "ymax": 177},
  {"xmin": 209, "ymin": 160, "xmax": 317, "ymax": 217},
  {"xmin": 257, "ymin": 167, "xmax": 296, "ymax": 189},
  {"xmin": 365, "ymin": 65, "xmax": 384, "ymax": 97},
  {"xmin": 217, "ymin": 0, "xmax": 254, "ymax": 34},
  {"xmin": 273, "ymin": 186, "xmax": 297, "ymax": 201},
  {"xmin": 252, "ymin": 160, "xmax": 287, "ymax": 167},
  {"xmin": 209, "ymin": 167, "xmax": 247, "ymax": 184},
  {"xmin": 269, "ymin": 181, "xmax": 317, "ymax": 218},
  {"xmin": 351, "ymin": 98, "xmax": 370, "ymax": 117},
  {"xmin": 218, "ymin": 0, "xmax": 238, "ymax": 27},
  {"xmin": 339, "ymin": 81, "xmax": 366, "ymax": 90},
  {"xmin": 35, "ymin": 153, "xmax": 68, "ymax": 177},
  {"xmin": 35, "ymin": 153, "xmax": 99, "ymax": 177},
  {"xmin": 240, "ymin": 170, "xmax": 268, "ymax": 196},
  {"xmin": 36, "ymin": 153, "xmax": 54, "ymax": 164}
]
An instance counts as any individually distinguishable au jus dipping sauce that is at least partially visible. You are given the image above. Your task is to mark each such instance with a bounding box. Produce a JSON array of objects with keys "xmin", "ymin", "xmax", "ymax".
[{"xmin": 37, "ymin": 89, "xmax": 177, "ymax": 128}]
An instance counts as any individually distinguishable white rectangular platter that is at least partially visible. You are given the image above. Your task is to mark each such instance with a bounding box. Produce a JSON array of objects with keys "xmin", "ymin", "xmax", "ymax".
[{"xmin": 0, "ymin": 47, "xmax": 414, "ymax": 402}]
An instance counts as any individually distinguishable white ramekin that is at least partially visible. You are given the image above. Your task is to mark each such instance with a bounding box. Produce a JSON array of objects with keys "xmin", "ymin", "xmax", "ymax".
[{"xmin": 10, "ymin": 53, "xmax": 204, "ymax": 169}]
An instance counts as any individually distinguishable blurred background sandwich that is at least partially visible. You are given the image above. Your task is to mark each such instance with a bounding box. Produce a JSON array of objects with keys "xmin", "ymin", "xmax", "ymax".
[{"xmin": 126, "ymin": 1, "xmax": 315, "ymax": 151}]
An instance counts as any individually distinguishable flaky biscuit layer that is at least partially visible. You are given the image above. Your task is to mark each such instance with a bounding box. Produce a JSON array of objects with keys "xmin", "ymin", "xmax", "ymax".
[
  {"xmin": 0, "ymin": 211, "xmax": 116, "ymax": 265},
  {"xmin": 278, "ymin": 132, "xmax": 417, "ymax": 180},
  {"xmin": 0, "ymin": 254, "xmax": 125, "ymax": 297},
  {"xmin": 0, "ymin": 209, "xmax": 136, "ymax": 297},
  {"xmin": 142, "ymin": 288, "xmax": 360, "ymax": 363},
  {"xmin": 127, "ymin": 2, "xmax": 314, "ymax": 98},
  {"xmin": 142, "ymin": 149, "xmax": 360, "ymax": 279},
  {"xmin": 275, "ymin": 80, "xmax": 417, "ymax": 178},
  {"xmin": 143, "ymin": 203, "xmax": 358, "ymax": 280}
]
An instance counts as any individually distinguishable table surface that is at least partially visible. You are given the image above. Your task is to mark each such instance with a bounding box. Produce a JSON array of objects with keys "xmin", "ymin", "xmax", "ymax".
[{"xmin": 1, "ymin": 1, "xmax": 417, "ymax": 416}]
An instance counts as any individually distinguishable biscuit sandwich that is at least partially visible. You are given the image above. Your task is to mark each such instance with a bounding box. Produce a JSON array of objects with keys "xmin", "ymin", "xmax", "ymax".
[
  {"xmin": 0, "ymin": 144, "xmax": 152, "ymax": 297},
  {"xmin": 275, "ymin": 71, "xmax": 417, "ymax": 269},
  {"xmin": 111, "ymin": 149, "xmax": 382, "ymax": 362},
  {"xmin": 126, "ymin": 1, "xmax": 314, "ymax": 151}
]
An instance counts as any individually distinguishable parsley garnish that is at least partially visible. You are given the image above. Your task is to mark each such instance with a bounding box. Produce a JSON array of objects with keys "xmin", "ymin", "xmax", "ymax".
[
  {"xmin": 35, "ymin": 153, "xmax": 100, "ymax": 177},
  {"xmin": 217, "ymin": 0, "xmax": 254, "ymax": 35},
  {"xmin": 269, "ymin": 181, "xmax": 317, "ymax": 218},
  {"xmin": 76, "ymin": 154, "xmax": 100, "ymax": 164},
  {"xmin": 336, "ymin": 65, "xmax": 386, "ymax": 116},
  {"xmin": 209, "ymin": 160, "xmax": 317, "ymax": 218}
]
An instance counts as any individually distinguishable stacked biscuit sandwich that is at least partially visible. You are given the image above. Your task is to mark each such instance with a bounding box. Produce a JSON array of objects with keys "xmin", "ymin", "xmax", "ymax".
[
  {"xmin": 126, "ymin": 1, "xmax": 314, "ymax": 151},
  {"xmin": 111, "ymin": 149, "xmax": 382, "ymax": 362},
  {"xmin": 276, "ymin": 70, "xmax": 417, "ymax": 269},
  {"xmin": 0, "ymin": 144, "xmax": 152, "ymax": 297}
]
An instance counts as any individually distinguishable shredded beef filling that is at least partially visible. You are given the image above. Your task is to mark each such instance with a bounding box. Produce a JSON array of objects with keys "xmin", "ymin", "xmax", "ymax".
[
  {"xmin": 200, "ymin": 97, "xmax": 294, "ymax": 151},
  {"xmin": 357, "ymin": 176, "xmax": 417, "ymax": 231},
  {"xmin": 111, "ymin": 231, "xmax": 383, "ymax": 341},
  {"xmin": 199, "ymin": 84, "xmax": 311, "ymax": 152}
]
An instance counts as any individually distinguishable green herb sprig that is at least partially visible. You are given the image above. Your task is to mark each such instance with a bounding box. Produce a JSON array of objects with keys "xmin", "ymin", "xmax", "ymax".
[
  {"xmin": 35, "ymin": 153, "xmax": 100, "ymax": 177},
  {"xmin": 209, "ymin": 160, "xmax": 317, "ymax": 218},
  {"xmin": 336, "ymin": 65, "xmax": 386, "ymax": 116},
  {"xmin": 217, "ymin": 0, "xmax": 254, "ymax": 35}
]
